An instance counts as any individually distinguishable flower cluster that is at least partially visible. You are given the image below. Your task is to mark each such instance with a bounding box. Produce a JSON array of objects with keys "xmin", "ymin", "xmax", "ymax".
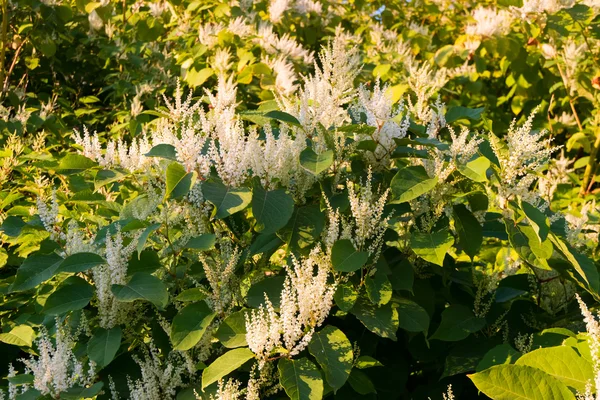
[
  {"xmin": 466, "ymin": 7, "xmax": 513, "ymax": 38},
  {"xmin": 245, "ymin": 247, "xmax": 336, "ymax": 367},
  {"xmin": 20, "ymin": 321, "xmax": 95, "ymax": 398},
  {"xmin": 93, "ymin": 227, "xmax": 140, "ymax": 328}
]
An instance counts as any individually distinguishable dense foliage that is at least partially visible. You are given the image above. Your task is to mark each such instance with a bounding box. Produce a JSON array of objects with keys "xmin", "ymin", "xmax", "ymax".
[{"xmin": 1, "ymin": 0, "xmax": 600, "ymax": 399}]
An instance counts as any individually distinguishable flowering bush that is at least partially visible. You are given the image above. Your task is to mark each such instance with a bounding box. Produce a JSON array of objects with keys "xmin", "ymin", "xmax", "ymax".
[{"xmin": 0, "ymin": 0, "xmax": 600, "ymax": 399}]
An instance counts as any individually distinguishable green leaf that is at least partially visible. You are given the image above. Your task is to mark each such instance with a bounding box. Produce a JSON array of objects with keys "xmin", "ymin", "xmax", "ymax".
[
  {"xmin": 355, "ymin": 356, "xmax": 384, "ymax": 369},
  {"xmin": 202, "ymin": 348, "xmax": 255, "ymax": 389},
  {"xmin": 215, "ymin": 310, "xmax": 248, "ymax": 348},
  {"xmin": 87, "ymin": 327, "xmax": 122, "ymax": 368},
  {"xmin": 506, "ymin": 222, "xmax": 552, "ymax": 268},
  {"xmin": 515, "ymin": 346, "xmax": 594, "ymax": 392},
  {"xmin": 430, "ymin": 305, "xmax": 485, "ymax": 341},
  {"xmin": 11, "ymin": 253, "xmax": 63, "ymax": 292},
  {"xmin": 111, "ymin": 272, "xmax": 169, "ymax": 309},
  {"xmin": 549, "ymin": 233, "xmax": 600, "ymax": 293},
  {"xmin": 264, "ymin": 110, "xmax": 301, "ymax": 127},
  {"xmin": 185, "ymin": 67, "xmax": 213, "ymax": 88},
  {"xmin": 410, "ymin": 229, "xmax": 454, "ymax": 266},
  {"xmin": 0, "ymin": 216, "xmax": 26, "ymax": 237},
  {"xmin": 278, "ymin": 205, "xmax": 325, "ymax": 252},
  {"xmin": 137, "ymin": 223, "xmax": 161, "ymax": 257},
  {"xmin": 57, "ymin": 252, "xmax": 105, "ymax": 273},
  {"xmin": 521, "ymin": 201, "xmax": 549, "ymax": 242},
  {"xmin": 186, "ymin": 234, "xmax": 217, "ymax": 251},
  {"xmin": 42, "ymin": 276, "xmax": 93, "ymax": 315},
  {"xmin": 175, "ymin": 288, "xmax": 207, "ymax": 302},
  {"xmin": 351, "ymin": 297, "xmax": 398, "ymax": 340},
  {"xmin": 278, "ymin": 357, "xmax": 324, "ymax": 400},
  {"xmin": 396, "ymin": 298, "xmax": 429, "ymax": 333},
  {"xmin": 171, "ymin": 302, "xmax": 217, "ymax": 351},
  {"xmin": 333, "ymin": 283, "xmax": 358, "ymax": 312},
  {"xmin": 247, "ymin": 276, "xmax": 285, "ymax": 309},
  {"xmin": 308, "ymin": 326, "xmax": 353, "ymax": 392},
  {"xmin": 365, "ymin": 269, "xmax": 392, "ymax": 306},
  {"xmin": 458, "ymin": 156, "xmax": 490, "ymax": 182},
  {"xmin": 348, "ymin": 369, "xmax": 377, "ymax": 394},
  {"xmin": 202, "ymin": 182, "xmax": 252, "ymax": 219},
  {"xmin": 252, "ymin": 182, "xmax": 294, "ymax": 234},
  {"xmin": 165, "ymin": 162, "xmax": 195, "ymax": 200},
  {"xmin": 0, "ymin": 325, "xmax": 34, "ymax": 347},
  {"xmin": 453, "ymin": 204, "xmax": 482, "ymax": 260},
  {"xmin": 299, "ymin": 149, "xmax": 334, "ymax": 175},
  {"xmin": 331, "ymin": 239, "xmax": 368, "ymax": 272},
  {"xmin": 390, "ymin": 166, "xmax": 438, "ymax": 204},
  {"xmin": 145, "ymin": 144, "xmax": 178, "ymax": 160},
  {"xmin": 445, "ymin": 106, "xmax": 485, "ymax": 124},
  {"xmin": 476, "ymin": 344, "xmax": 520, "ymax": 372},
  {"xmin": 56, "ymin": 154, "xmax": 97, "ymax": 173},
  {"xmin": 469, "ymin": 364, "xmax": 576, "ymax": 400}
]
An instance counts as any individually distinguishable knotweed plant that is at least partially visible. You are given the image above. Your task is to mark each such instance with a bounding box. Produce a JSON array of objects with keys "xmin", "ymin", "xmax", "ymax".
[{"xmin": 1, "ymin": 1, "xmax": 600, "ymax": 400}]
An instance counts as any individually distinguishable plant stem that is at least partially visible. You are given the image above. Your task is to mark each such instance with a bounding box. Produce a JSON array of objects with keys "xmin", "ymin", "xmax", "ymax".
[{"xmin": 0, "ymin": 0, "xmax": 8, "ymax": 98}]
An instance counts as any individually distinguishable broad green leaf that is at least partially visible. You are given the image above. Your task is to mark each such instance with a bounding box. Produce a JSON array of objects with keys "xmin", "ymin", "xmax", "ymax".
[
  {"xmin": 278, "ymin": 205, "xmax": 325, "ymax": 252},
  {"xmin": 175, "ymin": 288, "xmax": 207, "ymax": 302},
  {"xmin": 247, "ymin": 276, "xmax": 285, "ymax": 309},
  {"xmin": 171, "ymin": 302, "xmax": 216, "ymax": 351},
  {"xmin": 185, "ymin": 67, "xmax": 213, "ymax": 88},
  {"xmin": 252, "ymin": 182, "xmax": 294, "ymax": 234},
  {"xmin": 453, "ymin": 204, "xmax": 482, "ymax": 260},
  {"xmin": 57, "ymin": 252, "xmax": 105, "ymax": 273},
  {"xmin": 215, "ymin": 310, "xmax": 248, "ymax": 348},
  {"xmin": 278, "ymin": 357, "xmax": 323, "ymax": 400},
  {"xmin": 458, "ymin": 156, "xmax": 490, "ymax": 182},
  {"xmin": 145, "ymin": 143, "xmax": 178, "ymax": 160},
  {"xmin": 365, "ymin": 269, "xmax": 392, "ymax": 306},
  {"xmin": 348, "ymin": 369, "xmax": 377, "ymax": 395},
  {"xmin": 0, "ymin": 325, "xmax": 34, "ymax": 347},
  {"xmin": 42, "ymin": 276, "xmax": 93, "ymax": 315},
  {"xmin": 469, "ymin": 364, "xmax": 576, "ymax": 400},
  {"xmin": 299, "ymin": 148, "xmax": 334, "ymax": 175},
  {"xmin": 410, "ymin": 229, "xmax": 454, "ymax": 266},
  {"xmin": 0, "ymin": 216, "xmax": 26, "ymax": 237},
  {"xmin": 111, "ymin": 272, "xmax": 169, "ymax": 309},
  {"xmin": 549, "ymin": 233, "xmax": 600, "ymax": 294},
  {"xmin": 137, "ymin": 223, "xmax": 161, "ymax": 257},
  {"xmin": 264, "ymin": 110, "xmax": 301, "ymax": 127},
  {"xmin": 87, "ymin": 327, "xmax": 122, "ymax": 368},
  {"xmin": 202, "ymin": 348, "xmax": 255, "ymax": 389},
  {"xmin": 331, "ymin": 239, "xmax": 368, "ymax": 272},
  {"xmin": 56, "ymin": 154, "xmax": 97, "ymax": 173},
  {"xmin": 390, "ymin": 166, "xmax": 438, "ymax": 204},
  {"xmin": 430, "ymin": 305, "xmax": 485, "ymax": 341},
  {"xmin": 506, "ymin": 222, "xmax": 552, "ymax": 269},
  {"xmin": 355, "ymin": 356, "xmax": 384, "ymax": 369},
  {"xmin": 334, "ymin": 283, "xmax": 358, "ymax": 312},
  {"xmin": 521, "ymin": 201, "xmax": 549, "ymax": 242},
  {"xmin": 186, "ymin": 234, "xmax": 216, "ymax": 251},
  {"xmin": 396, "ymin": 298, "xmax": 429, "ymax": 333},
  {"xmin": 351, "ymin": 297, "xmax": 398, "ymax": 340},
  {"xmin": 202, "ymin": 182, "xmax": 252, "ymax": 219},
  {"xmin": 445, "ymin": 106, "xmax": 485, "ymax": 124},
  {"xmin": 166, "ymin": 162, "xmax": 195, "ymax": 200},
  {"xmin": 308, "ymin": 326, "xmax": 353, "ymax": 392},
  {"xmin": 476, "ymin": 344, "xmax": 520, "ymax": 372},
  {"xmin": 515, "ymin": 346, "xmax": 594, "ymax": 392},
  {"xmin": 11, "ymin": 253, "xmax": 63, "ymax": 292}
]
